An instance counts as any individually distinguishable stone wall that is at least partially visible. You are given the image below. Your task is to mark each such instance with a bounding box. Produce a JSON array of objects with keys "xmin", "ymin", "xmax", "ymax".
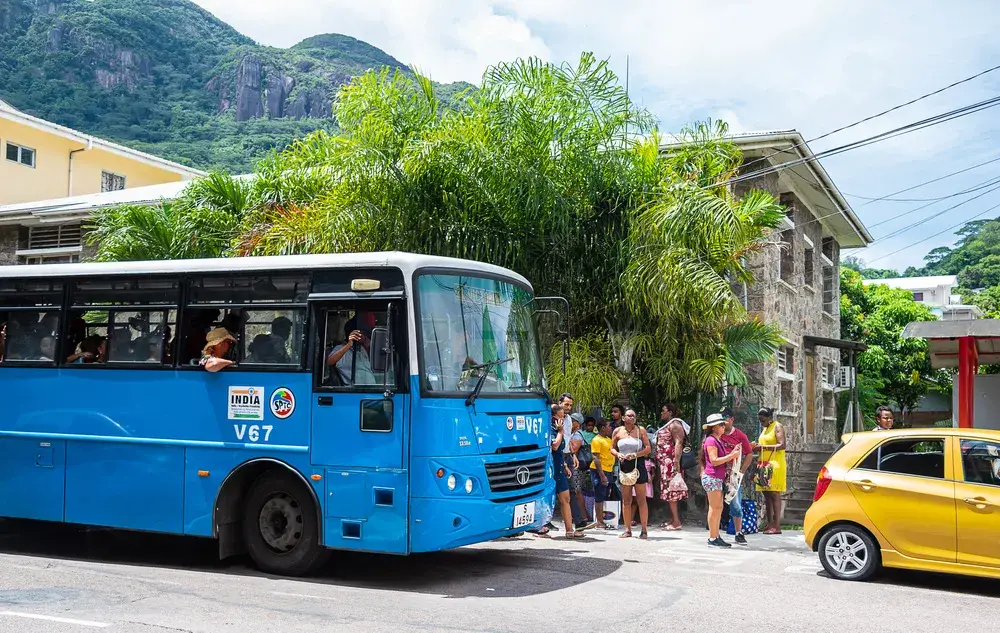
[
  {"xmin": 736, "ymin": 172, "xmax": 844, "ymax": 451},
  {"xmin": 0, "ymin": 226, "xmax": 19, "ymax": 265}
]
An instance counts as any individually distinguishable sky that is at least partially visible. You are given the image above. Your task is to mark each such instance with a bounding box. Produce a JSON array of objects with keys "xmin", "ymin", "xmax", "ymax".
[{"xmin": 192, "ymin": 0, "xmax": 1000, "ymax": 272}]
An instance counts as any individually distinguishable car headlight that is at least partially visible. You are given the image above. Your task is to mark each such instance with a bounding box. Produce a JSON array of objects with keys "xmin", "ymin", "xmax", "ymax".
[
  {"xmin": 465, "ymin": 477, "xmax": 474, "ymax": 494},
  {"xmin": 447, "ymin": 474, "xmax": 457, "ymax": 491}
]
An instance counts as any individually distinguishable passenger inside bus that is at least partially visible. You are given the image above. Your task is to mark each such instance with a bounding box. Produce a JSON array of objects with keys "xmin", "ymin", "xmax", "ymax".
[
  {"xmin": 67, "ymin": 334, "xmax": 106, "ymax": 364},
  {"xmin": 325, "ymin": 313, "xmax": 377, "ymax": 385},
  {"xmin": 199, "ymin": 327, "xmax": 236, "ymax": 372}
]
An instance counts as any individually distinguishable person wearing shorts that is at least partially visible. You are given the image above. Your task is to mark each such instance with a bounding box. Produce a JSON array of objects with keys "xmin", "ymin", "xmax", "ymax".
[
  {"xmin": 549, "ymin": 403, "xmax": 582, "ymax": 538},
  {"xmin": 590, "ymin": 419, "xmax": 616, "ymax": 529}
]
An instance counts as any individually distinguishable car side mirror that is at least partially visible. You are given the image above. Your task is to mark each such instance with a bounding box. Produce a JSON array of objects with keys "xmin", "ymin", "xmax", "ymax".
[{"xmin": 370, "ymin": 326, "xmax": 389, "ymax": 373}]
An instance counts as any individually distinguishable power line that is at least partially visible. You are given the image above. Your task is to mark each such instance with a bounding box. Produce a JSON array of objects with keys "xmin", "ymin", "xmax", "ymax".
[
  {"xmin": 720, "ymin": 94, "xmax": 1000, "ymax": 190},
  {"xmin": 740, "ymin": 62, "xmax": 1000, "ymax": 175},
  {"xmin": 866, "ymin": 174, "xmax": 1000, "ymax": 230},
  {"xmin": 867, "ymin": 200, "xmax": 1000, "ymax": 264},
  {"xmin": 843, "ymin": 153, "xmax": 1000, "ymax": 205},
  {"xmin": 871, "ymin": 181, "xmax": 1000, "ymax": 243}
]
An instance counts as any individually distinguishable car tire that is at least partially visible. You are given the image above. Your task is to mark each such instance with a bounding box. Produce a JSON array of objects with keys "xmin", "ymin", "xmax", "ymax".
[
  {"xmin": 242, "ymin": 469, "xmax": 329, "ymax": 577},
  {"xmin": 817, "ymin": 524, "xmax": 881, "ymax": 581}
]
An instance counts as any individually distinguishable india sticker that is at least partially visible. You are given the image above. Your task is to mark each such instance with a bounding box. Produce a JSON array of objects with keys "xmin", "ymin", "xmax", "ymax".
[{"xmin": 516, "ymin": 415, "xmax": 526, "ymax": 430}]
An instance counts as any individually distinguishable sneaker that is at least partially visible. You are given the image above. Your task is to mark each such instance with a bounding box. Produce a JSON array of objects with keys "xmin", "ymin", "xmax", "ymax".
[
  {"xmin": 707, "ymin": 537, "xmax": 732, "ymax": 548},
  {"xmin": 735, "ymin": 533, "xmax": 748, "ymax": 546}
]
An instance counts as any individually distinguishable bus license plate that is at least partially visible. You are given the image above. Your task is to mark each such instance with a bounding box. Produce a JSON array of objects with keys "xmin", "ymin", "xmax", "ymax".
[{"xmin": 512, "ymin": 501, "xmax": 535, "ymax": 529}]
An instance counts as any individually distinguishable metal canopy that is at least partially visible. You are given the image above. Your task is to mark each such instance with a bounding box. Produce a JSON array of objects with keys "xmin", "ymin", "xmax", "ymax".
[{"xmin": 901, "ymin": 319, "xmax": 1000, "ymax": 368}]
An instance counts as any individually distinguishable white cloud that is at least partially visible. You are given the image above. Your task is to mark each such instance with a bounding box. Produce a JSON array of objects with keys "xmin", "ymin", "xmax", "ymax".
[{"xmin": 192, "ymin": 0, "xmax": 1000, "ymax": 269}]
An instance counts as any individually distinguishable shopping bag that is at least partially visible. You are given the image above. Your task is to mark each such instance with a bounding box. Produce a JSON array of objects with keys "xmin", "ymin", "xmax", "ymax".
[
  {"xmin": 726, "ymin": 499, "xmax": 759, "ymax": 535},
  {"xmin": 601, "ymin": 500, "xmax": 621, "ymax": 528}
]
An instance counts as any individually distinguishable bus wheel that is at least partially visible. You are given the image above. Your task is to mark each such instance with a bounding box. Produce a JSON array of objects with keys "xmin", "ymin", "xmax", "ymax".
[{"xmin": 242, "ymin": 469, "xmax": 328, "ymax": 576}]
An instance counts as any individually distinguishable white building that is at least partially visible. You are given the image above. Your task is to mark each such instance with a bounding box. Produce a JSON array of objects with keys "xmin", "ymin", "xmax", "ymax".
[{"xmin": 862, "ymin": 275, "xmax": 983, "ymax": 320}]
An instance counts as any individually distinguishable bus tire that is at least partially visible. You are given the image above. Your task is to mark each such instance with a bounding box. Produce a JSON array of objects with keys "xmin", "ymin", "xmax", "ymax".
[{"xmin": 242, "ymin": 469, "xmax": 328, "ymax": 576}]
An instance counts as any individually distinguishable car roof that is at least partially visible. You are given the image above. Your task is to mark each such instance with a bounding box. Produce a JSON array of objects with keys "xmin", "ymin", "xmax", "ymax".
[{"xmin": 843, "ymin": 427, "xmax": 1000, "ymax": 443}]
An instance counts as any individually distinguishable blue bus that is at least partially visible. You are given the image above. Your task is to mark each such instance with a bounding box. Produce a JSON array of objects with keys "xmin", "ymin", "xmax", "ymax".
[{"xmin": 0, "ymin": 252, "xmax": 553, "ymax": 575}]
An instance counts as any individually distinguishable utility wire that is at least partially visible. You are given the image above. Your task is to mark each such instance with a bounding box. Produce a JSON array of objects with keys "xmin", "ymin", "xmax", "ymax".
[
  {"xmin": 740, "ymin": 62, "xmax": 1000, "ymax": 175},
  {"xmin": 866, "ymin": 175, "xmax": 1000, "ymax": 230},
  {"xmin": 871, "ymin": 181, "xmax": 1000, "ymax": 243},
  {"xmin": 719, "ymin": 94, "xmax": 1000, "ymax": 190},
  {"xmin": 867, "ymin": 200, "xmax": 1000, "ymax": 264},
  {"xmin": 843, "ymin": 153, "xmax": 1000, "ymax": 204}
]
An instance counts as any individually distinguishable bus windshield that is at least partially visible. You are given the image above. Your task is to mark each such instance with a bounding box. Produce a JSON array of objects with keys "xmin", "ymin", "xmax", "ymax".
[{"xmin": 417, "ymin": 273, "xmax": 544, "ymax": 395}]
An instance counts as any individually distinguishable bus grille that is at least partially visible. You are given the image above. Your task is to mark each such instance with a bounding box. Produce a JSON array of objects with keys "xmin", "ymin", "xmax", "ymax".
[{"xmin": 485, "ymin": 457, "xmax": 545, "ymax": 492}]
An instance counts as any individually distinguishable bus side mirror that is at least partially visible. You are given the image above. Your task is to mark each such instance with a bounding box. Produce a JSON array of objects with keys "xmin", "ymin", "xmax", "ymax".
[{"xmin": 370, "ymin": 327, "xmax": 389, "ymax": 373}]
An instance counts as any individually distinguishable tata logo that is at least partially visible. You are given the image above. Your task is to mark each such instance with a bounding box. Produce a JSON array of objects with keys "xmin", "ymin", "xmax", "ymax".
[{"xmin": 515, "ymin": 466, "xmax": 531, "ymax": 486}]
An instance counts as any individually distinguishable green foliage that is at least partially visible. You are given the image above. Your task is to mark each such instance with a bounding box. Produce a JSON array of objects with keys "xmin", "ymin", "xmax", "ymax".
[
  {"xmin": 840, "ymin": 268, "xmax": 940, "ymax": 421},
  {"xmin": 90, "ymin": 52, "xmax": 784, "ymax": 409},
  {"xmin": 0, "ymin": 0, "xmax": 468, "ymax": 172}
]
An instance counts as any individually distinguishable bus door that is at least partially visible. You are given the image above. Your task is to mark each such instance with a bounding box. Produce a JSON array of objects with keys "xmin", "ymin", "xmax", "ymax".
[{"xmin": 309, "ymin": 296, "xmax": 409, "ymax": 553}]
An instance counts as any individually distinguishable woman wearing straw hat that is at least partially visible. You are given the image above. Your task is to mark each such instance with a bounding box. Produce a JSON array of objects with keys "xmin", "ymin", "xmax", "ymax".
[
  {"xmin": 199, "ymin": 327, "xmax": 237, "ymax": 372},
  {"xmin": 701, "ymin": 412, "xmax": 741, "ymax": 548}
]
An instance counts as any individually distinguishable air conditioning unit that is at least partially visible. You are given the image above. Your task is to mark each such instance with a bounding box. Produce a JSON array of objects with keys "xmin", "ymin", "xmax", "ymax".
[{"xmin": 838, "ymin": 366, "xmax": 855, "ymax": 389}]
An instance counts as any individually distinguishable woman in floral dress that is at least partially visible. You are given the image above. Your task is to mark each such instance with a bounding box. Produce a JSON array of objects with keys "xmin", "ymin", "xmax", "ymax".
[{"xmin": 656, "ymin": 403, "xmax": 689, "ymax": 530}]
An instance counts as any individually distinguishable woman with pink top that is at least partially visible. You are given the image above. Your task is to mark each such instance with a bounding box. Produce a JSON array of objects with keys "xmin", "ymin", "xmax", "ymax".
[{"xmin": 700, "ymin": 413, "xmax": 741, "ymax": 548}]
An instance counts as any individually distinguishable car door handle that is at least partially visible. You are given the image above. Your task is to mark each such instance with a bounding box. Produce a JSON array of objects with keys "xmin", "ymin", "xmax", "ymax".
[
  {"xmin": 317, "ymin": 396, "xmax": 333, "ymax": 406},
  {"xmin": 854, "ymin": 479, "xmax": 877, "ymax": 492},
  {"xmin": 963, "ymin": 497, "xmax": 995, "ymax": 510}
]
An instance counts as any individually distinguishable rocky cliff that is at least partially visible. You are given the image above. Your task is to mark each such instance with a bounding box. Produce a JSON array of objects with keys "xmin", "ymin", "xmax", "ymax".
[{"xmin": 0, "ymin": 0, "xmax": 469, "ymax": 171}]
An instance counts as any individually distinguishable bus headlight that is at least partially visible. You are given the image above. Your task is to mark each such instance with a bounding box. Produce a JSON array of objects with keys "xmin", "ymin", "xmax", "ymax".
[
  {"xmin": 447, "ymin": 474, "xmax": 457, "ymax": 491},
  {"xmin": 465, "ymin": 477, "xmax": 474, "ymax": 494}
]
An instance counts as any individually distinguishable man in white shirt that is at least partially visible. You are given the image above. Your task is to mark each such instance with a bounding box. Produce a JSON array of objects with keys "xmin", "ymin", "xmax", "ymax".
[{"xmin": 326, "ymin": 316, "xmax": 376, "ymax": 385}]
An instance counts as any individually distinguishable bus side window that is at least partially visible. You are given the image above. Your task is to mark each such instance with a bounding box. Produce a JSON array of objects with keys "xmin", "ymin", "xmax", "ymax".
[
  {"xmin": 0, "ymin": 279, "xmax": 64, "ymax": 366},
  {"xmin": 320, "ymin": 305, "xmax": 395, "ymax": 389},
  {"xmin": 182, "ymin": 273, "xmax": 309, "ymax": 370},
  {"xmin": 68, "ymin": 277, "xmax": 180, "ymax": 367}
]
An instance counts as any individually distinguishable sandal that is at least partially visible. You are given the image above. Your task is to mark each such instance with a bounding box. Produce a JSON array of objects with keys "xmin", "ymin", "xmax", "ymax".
[
  {"xmin": 619, "ymin": 531, "xmax": 632, "ymax": 539},
  {"xmin": 664, "ymin": 524, "xmax": 682, "ymax": 531},
  {"xmin": 566, "ymin": 530, "xmax": 585, "ymax": 538},
  {"xmin": 639, "ymin": 531, "xmax": 648, "ymax": 540}
]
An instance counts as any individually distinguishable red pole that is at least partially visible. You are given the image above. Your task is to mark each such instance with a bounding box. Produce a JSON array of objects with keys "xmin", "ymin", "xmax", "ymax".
[{"xmin": 958, "ymin": 337, "xmax": 978, "ymax": 428}]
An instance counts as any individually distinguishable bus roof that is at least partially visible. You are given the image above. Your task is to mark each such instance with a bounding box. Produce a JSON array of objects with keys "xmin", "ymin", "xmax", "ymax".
[{"xmin": 0, "ymin": 251, "xmax": 533, "ymax": 289}]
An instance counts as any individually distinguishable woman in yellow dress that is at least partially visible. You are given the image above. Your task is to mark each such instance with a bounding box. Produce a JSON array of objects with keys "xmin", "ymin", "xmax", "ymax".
[{"xmin": 753, "ymin": 407, "xmax": 786, "ymax": 534}]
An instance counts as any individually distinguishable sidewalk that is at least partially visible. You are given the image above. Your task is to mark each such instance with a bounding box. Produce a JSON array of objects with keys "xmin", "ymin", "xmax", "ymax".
[{"xmin": 538, "ymin": 523, "xmax": 808, "ymax": 553}]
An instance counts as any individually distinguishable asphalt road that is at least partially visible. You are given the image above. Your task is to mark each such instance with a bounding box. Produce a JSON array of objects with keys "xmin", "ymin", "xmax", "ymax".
[{"xmin": 0, "ymin": 519, "xmax": 998, "ymax": 632}]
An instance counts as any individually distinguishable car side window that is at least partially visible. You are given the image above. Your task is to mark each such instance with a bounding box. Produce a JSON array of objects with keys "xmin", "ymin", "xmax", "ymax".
[
  {"xmin": 856, "ymin": 438, "xmax": 945, "ymax": 479},
  {"xmin": 960, "ymin": 439, "xmax": 1000, "ymax": 487}
]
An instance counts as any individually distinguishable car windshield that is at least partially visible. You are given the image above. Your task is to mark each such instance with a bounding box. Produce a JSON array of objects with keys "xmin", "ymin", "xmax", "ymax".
[{"xmin": 417, "ymin": 273, "xmax": 545, "ymax": 395}]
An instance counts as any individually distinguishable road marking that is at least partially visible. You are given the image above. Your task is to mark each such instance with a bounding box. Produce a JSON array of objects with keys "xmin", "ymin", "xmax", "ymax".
[
  {"xmin": 0, "ymin": 611, "xmax": 109, "ymax": 628},
  {"xmin": 272, "ymin": 591, "xmax": 337, "ymax": 601}
]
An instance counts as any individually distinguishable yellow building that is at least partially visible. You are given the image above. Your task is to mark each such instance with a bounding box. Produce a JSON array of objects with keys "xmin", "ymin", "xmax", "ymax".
[{"xmin": 0, "ymin": 98, "xmax": 203, "ymax": 264}]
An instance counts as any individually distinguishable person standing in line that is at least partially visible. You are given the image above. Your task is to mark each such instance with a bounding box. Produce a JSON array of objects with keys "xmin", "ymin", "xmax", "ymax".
[
  {"xmin": 873, "ymin": 406, "xmax": 895, "ymax": 431},
  {"xmin": 701, "ymin": 413, "xmax": 741, "ymax": 548},
  {"xmin": 656, "ymin": 403, "xmax": 689, "ymax": 531},
  {"xmin": 720, "ymin": 407, "xmax": 754, "ymax": 545},
  {"xmin": 569, "ymin": 413, "xmax": 597, "ymax": 530},
  {"xmin": 590, "ymin": 419, "xmax": 616, "ymax": 530},
  {"xmin": 754, "ymin": 407, "xmax": 787, "ymax": 535},
  {"xmin": 548, "ymin": 403, "xmax": 584, "ymax": 539},
  {"xmin": 558, "ymin": 393, "xmax": 586, "ymax": 525},
  {"xmin": 608, "ymin": 403, "xmax": 625, "ymax": 430},
  {"xmin": 611, "ymin": 409, "xmax": 651, "ymax": 539}
]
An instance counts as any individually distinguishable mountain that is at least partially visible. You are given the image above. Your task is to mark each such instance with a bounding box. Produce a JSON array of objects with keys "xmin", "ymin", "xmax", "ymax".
[{"xmin": 0, "ymin": 0, "xmax": 470, "ymax": 172}]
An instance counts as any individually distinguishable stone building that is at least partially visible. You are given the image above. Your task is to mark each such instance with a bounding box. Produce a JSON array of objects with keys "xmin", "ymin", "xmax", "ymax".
[{"xmin": 662, "ymin": 130, "xmax": 872, "ymax": 520}]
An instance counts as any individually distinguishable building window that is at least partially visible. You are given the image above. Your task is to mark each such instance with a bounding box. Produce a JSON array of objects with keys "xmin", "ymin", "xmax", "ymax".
[
  {"xmin": 779, "ymin": 380, "xmax": 794, "ymax": 413},
  {"xmin": 776, "ymin": 344, "xmax": 795, "ymax": 376},
  {"xmin": 101, "ymin": 171, "xmax": 126, "ymax": 192},
  {"xmin": 779, "ymin": 229, "xmax": 795, "ymax": 284},
  {"xmin": 913, "ymin": 292, "xmax": 924, "ymax": 302},
  {"xmin": 27, "ymin": 224, "xmax": 82, "ymax": 250},
  {"xmin": 822, "ymin": 236, "xmax": 835, "ymax": 261},
  {"xmin": 823, "ymin": 391, "xmax": 835, "ymax": 418},
  {"xmin": 5, "ymin": 142, "xmax": 35, "ymax": 168},
  {"xmin": 822, "ymin": 265, "xmax": 836, "ymax": 313},
  {"xmin": 804, "ymin": 243, "xmax": 815, "ymax": 288},
  {"xmin": 21, "ymin": 253, "xmax": 80, "ymax": 265}
]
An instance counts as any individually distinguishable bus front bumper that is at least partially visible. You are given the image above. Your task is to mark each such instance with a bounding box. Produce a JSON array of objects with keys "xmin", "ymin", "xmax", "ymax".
[{"xmin": 409, "ymin": 484, "xmax": 554, "ymax": 553}]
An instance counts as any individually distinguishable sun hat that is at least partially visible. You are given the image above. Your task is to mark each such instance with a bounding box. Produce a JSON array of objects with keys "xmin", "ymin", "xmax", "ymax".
[
  {"xmin": 204, "ymin": 327, "xmax": 236, "ymax": 349},
  {"xmin": 570, "ymin": 412, "xmax": 584, "ymax": 423},
  {"xmin": 703, "ymin": 412, "xmax": 725, "ymax": 430}
]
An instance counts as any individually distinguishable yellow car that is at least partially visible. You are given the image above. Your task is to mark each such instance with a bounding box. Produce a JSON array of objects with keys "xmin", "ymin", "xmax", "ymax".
[{"xmin": 804, "ymin": 427, "xmax": 1000, "ymax": 581}]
